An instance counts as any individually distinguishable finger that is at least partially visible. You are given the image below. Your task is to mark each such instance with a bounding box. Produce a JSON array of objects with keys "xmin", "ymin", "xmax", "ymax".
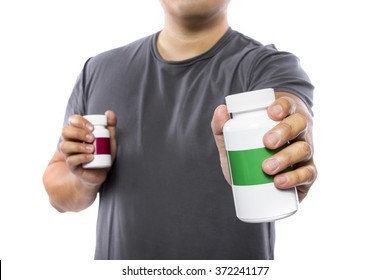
[
  {"xmin": 68, "ymin": 114, "xmax": 95, "ymax": 131},
  {"xmin": 273, "ymin": 163, "xmax": 317, "ymax": 190},
  {"xmin": 59, "ymin": 141, "xmax": 94, "ymax": 157},
  {"xmin": 267, "ymin": 95, "xmax": 297, "ymax": 121},
  {"xmin": 262, "ymin": 140, "xmax": 313, "ymax": 175},
  {"xmin": 263, "ymin": 112, "xmax": 307, "ymax": 149},
  {"xmin": 65, "ymin": 153, "xmax": 94, "ymax": 171},
  {"xmin": 62, "ymin": 125, "xmax": 95, "ymax": 143}
]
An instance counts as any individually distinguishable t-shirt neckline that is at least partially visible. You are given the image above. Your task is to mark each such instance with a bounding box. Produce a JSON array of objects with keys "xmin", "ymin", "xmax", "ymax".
[{"xmin": 151, "ymin": 27, "xmax": 234, "ymax": 66}]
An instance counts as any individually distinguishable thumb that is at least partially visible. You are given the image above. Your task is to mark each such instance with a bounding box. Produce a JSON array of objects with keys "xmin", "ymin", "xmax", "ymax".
[
  {"xmin": 211, "ymin": 105, "xmax": 231, "ymax": 184},
  {"xmin": 105, "ymin": 110, "xmax": 117, "ymax": 127},
  {"xmin": 211, "ymin": 104, "xmax": 229, "ymax": 136},
  {"xmin": 105, "ymin": 110, "xmax": 117, "ymax": 162}
]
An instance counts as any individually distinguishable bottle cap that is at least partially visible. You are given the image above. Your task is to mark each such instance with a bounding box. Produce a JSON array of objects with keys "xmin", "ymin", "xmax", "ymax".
[
  {"xmin": 225, "ymin": 88, "xmax": 275, "ymax": 113},
  {"xmin": 83, "ymin": 114, "xmax": 107, "ymax": 126}
]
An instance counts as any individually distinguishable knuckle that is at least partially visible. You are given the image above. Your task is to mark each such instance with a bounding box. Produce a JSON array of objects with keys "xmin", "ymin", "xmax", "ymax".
[
  {"xmin": 279, "ymin": 121, "xmax": 294, "ymax": 137},
  {"xmin": 299, "ymin": 141, "xmax": 313, "ymax": 161},
  {"xmin": 279, "ymin": 96, "xmax": 295, "ymax": 114},
  {"xmin": 65, "ymin": 156, "xmax": 75, "ymax": 169},
  {"xmin": 309, "ymin": 164, "xmax": 318, "ymax": 183},
  {"xmin": 295, "ymin": 113, "xmax": 308, "ymax": 130},
  {"xmin": 276, "ymin": 113, "xmax": 309, "ymax": 142},
  {"xmin": 69, "ymin": 114, "xmax": 81, "ymax": 126},
  {"xmin": 61, "ymin": 126, "xmax": 69, "ymax": 138},
  {"xmin": 59, "ymin": 141, "xmax": 67, "ymax": 154},
  {"xmin": 77, "ymin": 130, "xmax": 87, "ymax": 141},
  {"xmin": 65, "ymin": 154, "xmax": 88, "ymax": 170},
  {"xmin": 300, "ymin": 165, "xmax": 316, "ymax": 185},
  {"xmin": 300, "ymin": 167, "xmax": 311, "ymax": 183}
]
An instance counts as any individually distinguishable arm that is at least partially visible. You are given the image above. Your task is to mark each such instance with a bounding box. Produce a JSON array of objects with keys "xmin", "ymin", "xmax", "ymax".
[
  {"xmin": 211, "ymin": 92, "xmax": 317, "ymax": 202},
  {"xmin": 43, "ymin": 110, "xmax": 117, "ymax": 212}
]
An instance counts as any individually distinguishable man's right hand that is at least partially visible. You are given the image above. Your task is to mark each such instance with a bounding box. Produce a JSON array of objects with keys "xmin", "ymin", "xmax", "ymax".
[
  {"xmin": 59, "ymin": 110, "xmax": 117, "ymax": 188},
  {"xmin": 43, "ymin": 110, "xmax": 117, "ymax": 212}
]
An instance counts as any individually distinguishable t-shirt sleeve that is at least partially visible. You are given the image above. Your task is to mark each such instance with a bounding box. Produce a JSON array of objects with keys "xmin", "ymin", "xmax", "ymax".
[
  {"xmin": 57, "ymin": 59, "xmax": 90, "ymax": 148},
  {"xmin": 61, "ymin": 59, "xmax": 91, "ymax": 127},
  {"xmin": 247, "ymin": 45, "xmax": 314, "ymax": 114}
]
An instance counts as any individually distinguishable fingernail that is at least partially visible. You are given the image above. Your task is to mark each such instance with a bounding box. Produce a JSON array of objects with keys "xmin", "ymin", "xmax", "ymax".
[
  {"xmin": 86, "ymin": 134, "xmax": 94, "ymax": 141},
  {"xmin": 269, "ymin": 104, "xmax": 282, "ymax": 117},
  {"xmin": 68, "ymin": 116, "xmax": 74, "ymax": 125},
  {"xmin": 265, "ymin": 131, "xmax": 280, "ymax": 147},
  {"xmin": 275, "ymin": 175, "xmax": 288, "ymax": 186},
  {"xmin": 86, "ymin": 154, "xmax": 94, "ymax": 161},
  {"xmin": 264, "ymin": 158, "xmax": 279, "ymax": 173},
  {"xmin": 86, "ymin": 124, "xmax": 94, "ymax": 131},
  {"xmin": 85, "ymin": 144, "xmax": 94, "ymax": 152}
]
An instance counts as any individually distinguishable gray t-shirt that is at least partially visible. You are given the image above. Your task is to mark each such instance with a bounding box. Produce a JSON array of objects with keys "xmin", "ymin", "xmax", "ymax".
[{"xmin": 63, "ymin": 28, "xmax": 313, "ymax": 260}]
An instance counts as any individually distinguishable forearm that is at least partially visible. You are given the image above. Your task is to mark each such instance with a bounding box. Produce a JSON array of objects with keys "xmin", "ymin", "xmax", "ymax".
[{"xmin": 43, "ymin": 160, "xmax": 99, "ymax": 213}]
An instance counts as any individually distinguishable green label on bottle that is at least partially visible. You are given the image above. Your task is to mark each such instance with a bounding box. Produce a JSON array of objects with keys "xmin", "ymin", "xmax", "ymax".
[{"xmin": 228, "ymin": 147, "xmax": 276, "ymax": 186}]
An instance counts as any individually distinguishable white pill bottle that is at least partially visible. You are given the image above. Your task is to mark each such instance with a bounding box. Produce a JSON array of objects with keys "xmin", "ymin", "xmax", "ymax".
[
  {"xmin": 82, "ymin": 114, "xmax": 112, "ymax": 169},
  {"xmin": 223, "ymin": 88, "xmax": 298, "ymax": 223}
]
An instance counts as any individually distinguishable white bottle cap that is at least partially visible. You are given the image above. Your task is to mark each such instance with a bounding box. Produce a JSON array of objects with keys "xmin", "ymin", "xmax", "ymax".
[
  {"xmin": 225, "ymin": 88, "xmax": 275, "ymax": 113},
  {"xmin": 83, "ymin": 114, "xmax": 107, "ymax": 126}
]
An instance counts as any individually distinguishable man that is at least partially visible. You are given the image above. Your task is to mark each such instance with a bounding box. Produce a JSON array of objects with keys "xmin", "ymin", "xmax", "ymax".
[{"xmin": 43, "ymin": 0, "xmax": 316, "ymax": 259}]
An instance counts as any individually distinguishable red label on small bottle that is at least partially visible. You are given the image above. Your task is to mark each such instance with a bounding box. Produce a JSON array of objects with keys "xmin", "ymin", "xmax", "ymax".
[{"xmin": 95, "ymin": 138, "xmax": 111, "ymax": 155}]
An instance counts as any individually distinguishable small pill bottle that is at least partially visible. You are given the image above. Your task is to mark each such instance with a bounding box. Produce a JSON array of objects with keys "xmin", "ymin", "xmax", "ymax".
[
  {"xmin": 223, "ymin": 88, "xmax": 298, "ymax": 223},
  {"xmin": 82, "ymin": 114, "xmax": 112, "ymax": 169}
]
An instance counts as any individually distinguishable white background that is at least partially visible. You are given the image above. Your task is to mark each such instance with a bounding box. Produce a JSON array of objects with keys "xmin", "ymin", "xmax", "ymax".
[{"xmin": 1, "ymin": 0, "xmax": 389, "ymax": 279}]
